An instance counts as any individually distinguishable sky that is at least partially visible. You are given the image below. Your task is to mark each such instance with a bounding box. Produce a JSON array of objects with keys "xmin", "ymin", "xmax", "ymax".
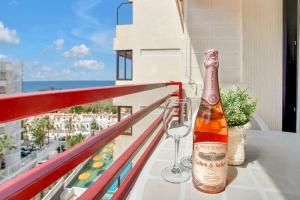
[{"xmin": 0, "ymin": 0, "xmax": 131, "ymax": 81}]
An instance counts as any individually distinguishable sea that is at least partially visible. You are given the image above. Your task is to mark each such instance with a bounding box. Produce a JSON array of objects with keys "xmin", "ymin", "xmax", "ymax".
[{"xmin": 23, "ymin": 80, "xmax": 115, "ymax": 92}]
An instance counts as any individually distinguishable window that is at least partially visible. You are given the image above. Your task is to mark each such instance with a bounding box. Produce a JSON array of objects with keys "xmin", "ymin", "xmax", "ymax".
[
  {"xmin": 0, "ymin": 72, "xmax": 6, "ymax": 80},
  {"xmin": 117, "ymin": 50, "xmax": 132, "ymax": 80},
  {"xmin": 117, "ymin": 106, "xmax": 132, "ymax": 135},
  {"xmin": 0, "ymin": 86, "xmax": 6, "ymax": 94},
  {"xmin": 0, "ymin": 127, "xmax": 4, "ymax": 134}
]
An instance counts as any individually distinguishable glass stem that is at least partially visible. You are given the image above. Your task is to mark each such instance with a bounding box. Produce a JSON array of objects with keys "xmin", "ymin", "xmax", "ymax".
[{"xmin": 172, "ymin": 138, "xmax": 181, "ymax": 174}]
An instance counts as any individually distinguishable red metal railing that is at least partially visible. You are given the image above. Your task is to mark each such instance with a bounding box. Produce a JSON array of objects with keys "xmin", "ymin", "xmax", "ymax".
[
  {"xmin": 78, "ymin": 107, "xmax": 174, "ymax": 200},
  {"xmin": 0, "ymin": 81, "xmax": 182, "ymax": 199}
]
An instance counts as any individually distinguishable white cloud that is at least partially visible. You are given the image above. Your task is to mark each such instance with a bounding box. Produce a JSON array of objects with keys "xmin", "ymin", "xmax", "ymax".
[
  {"xmin": 9, "ymin": 0, "xmax": 19, "ymax": 6},
  {"xmin": 0, "ymin": 54, "xmax": 7, "ymax": 60},
  {"xmin": 62, "ymin": 68, "xmax": 71, "ymax": 74},
  {"xmin": 23, "ymin": 61, "xmax": 71, "ymax": 80},
  {"xmin": 74, "ymin": 59, "xmax": 104, "ymax": 71},
  {"xmin": 0, "ymin": 21, "xmax": 20, "ymax": 44},
  {"xmin": 52, "ymin": 39, "xmax": 64, "ymax": 50},
  {"xmin": 63, "ymin": 44, "xmax": 90, "ymax": 58},
  {"xmin": 23, "ymin": 59, "xmax": 107, "ymax": 81}
]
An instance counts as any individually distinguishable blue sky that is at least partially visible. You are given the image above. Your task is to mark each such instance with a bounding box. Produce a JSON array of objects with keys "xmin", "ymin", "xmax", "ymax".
[{"xmin": 0, "ymin": 0, "xmax": 130, "ymax": 81}]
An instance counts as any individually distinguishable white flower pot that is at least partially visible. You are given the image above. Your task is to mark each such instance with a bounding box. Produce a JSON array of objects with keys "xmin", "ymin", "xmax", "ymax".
[{"xmin": 228, "ymin": 122, "xmax": 251, "ymax": 166}]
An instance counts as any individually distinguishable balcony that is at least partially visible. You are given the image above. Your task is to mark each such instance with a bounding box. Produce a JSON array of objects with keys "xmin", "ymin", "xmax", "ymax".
[
  {"xmin": 114, "ymin": 1, "xmax": 134, "ymax": 51},
  {"xmin": 0, "ymin": 82, "xmax": 300, "ymax": 200},
  {"xmin": 0, "ymin": 82, "xmax": 182, "ymax": 199},
  {"xmin": 114, "ymin": 25, "xmax": 134, "ymax": 50},
  {"xmin": 117, "ymin": 2, "xmax": 133, "ymax": 25}
]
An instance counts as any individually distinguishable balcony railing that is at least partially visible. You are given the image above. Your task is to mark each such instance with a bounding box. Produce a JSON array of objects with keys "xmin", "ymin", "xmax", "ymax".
[
  {"xmin": 117, "ymin": 2, "xmax": 133, "ymax": 25},
  {"xmin": 0, "ymin": 81, "xmax": 182, "ymax": 199}
]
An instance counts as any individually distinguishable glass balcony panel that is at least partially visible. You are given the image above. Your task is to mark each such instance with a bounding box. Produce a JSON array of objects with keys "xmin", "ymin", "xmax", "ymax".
[{"xmin": 117, "ymin": 2, "xmax": 133, "ymax": 25}]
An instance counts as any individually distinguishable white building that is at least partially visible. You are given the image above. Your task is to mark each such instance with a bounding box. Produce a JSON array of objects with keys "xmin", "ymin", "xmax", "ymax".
[
  {"xmin": 44, "ymin": 113, "xmax": 117, "ymax": 135},
  {"xmin": 113, "ymin": 0, "xmax": 290, "ymax": 154},
  {"xmin": 0, "ymin": 61, "xmax": 22, "ymax": 169}
]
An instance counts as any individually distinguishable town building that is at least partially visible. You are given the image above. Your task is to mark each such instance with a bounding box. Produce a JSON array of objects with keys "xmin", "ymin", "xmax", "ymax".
[
  {"xmin": 0, "ymin": 61, "xmax": 22, "ymax": 169},
  {"xmin": 113, "ymin": 0, "xmax": 283, "ymax": 134},
  {"xmin": 28, "ymin": 113, "xmax": 118, "ymax": 137}
]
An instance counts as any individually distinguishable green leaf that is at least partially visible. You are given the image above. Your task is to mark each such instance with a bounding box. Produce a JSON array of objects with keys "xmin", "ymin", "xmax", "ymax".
[{"xmin": 221, "ymin": 86, "xmax": 257, "ymax": 127}]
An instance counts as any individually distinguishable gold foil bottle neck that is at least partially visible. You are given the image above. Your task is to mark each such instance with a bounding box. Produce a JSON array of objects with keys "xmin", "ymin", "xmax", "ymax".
[{"xmin": 204, "ymin": 50, "xmax": 219, "ymax": 69}]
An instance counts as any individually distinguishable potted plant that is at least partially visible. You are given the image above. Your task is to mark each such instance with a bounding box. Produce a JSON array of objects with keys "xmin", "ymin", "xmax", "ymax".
[
  {"xmin": 0, "ymin": 135, "xmax": 16, "ymax": 167},
  {"xmin": 221, "ymin": 86, "xmax": 257, "ymax": 165}
]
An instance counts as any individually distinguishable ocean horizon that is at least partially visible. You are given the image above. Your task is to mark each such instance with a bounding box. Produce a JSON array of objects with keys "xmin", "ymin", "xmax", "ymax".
[{"xmin": 23, "ymin": 80, "xmax": 115, "ymax": 92}]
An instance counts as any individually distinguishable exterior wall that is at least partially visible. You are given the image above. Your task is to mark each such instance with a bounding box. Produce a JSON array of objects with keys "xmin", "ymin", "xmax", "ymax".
[
  {"xmin": 113, "ymin": 0, "xmax": 183, "ymax": 156},
  {"xmin": 186, "ymin": 0, "xmax": 283, "ymax": 130},
  {"xmin": 114, "ymin": 0, "xmax": 183, "ymax": 84},
  {"xmin": 0, "ymin": 61, "xmax": 22, "ymax": 168},
  {"xmin": 184, "ymin": 0, "xmax": 243, "ymax": 97},
  {"xmin": 242, "ymin": 0, "xmax": 283, "ymax": 130},
  {"xmin": 114, "ymin": 0, "xmax": 283, "ymax": 139}
]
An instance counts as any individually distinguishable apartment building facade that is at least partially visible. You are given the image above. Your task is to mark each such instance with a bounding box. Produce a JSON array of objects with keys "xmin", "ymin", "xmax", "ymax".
[
  {"xmin": 113, "ymin": 0, "xmax": 296, "ymax": 138},
  {"xmin": 0, "ymin": 61, "xmax": 22, "ymax": 169}
]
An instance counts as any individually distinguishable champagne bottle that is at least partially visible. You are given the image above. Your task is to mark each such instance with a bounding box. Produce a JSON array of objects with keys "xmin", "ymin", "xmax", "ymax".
[{"xmin": 192, "ymin": 50, "xmax": 228, "ymax": 193}]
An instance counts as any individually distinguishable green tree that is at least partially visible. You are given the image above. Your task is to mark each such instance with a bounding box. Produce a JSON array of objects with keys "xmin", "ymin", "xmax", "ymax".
[
  {"xmin": 65, "ymin": 118, "xmax": 73, "ymax": 148},
  {"xmin": 64, "ymin": 100, "xmax": 117, "ymax": 114},
  {"xmin": 65, "ymin": 118, "xmax": 73, "ymax": 135},
  {"xmin": 0, "ymin": 135, "xmax": 16, "ymax": 156},
  {"xmin": 21, "ymin": 120, "xmax": 29, "ymax": 142},
  {"xmin": 0, "ymin": 134, "xmax": 16, "ymax": 168},
  {"xmin": 29, "ymin": 119, "xmax": 47, "ymax": 148},
  {"xmin": 90, "ymin": 119, "xmax": 98, "ymax": 136},
  {"xmin": 67, "ymin": 133, "xmax": 85, "ymax": 148},
  {"xmin": 43, "ymin": 116, "xmax": 54, "ymax": 144},
  {"xmin": 70, "ymin": 106, "xmax": 84, "ymax": 114}
]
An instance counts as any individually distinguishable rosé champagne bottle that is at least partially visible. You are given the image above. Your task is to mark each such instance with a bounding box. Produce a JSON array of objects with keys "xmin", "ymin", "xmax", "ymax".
[{"xmin": 192, "ymin": 50, "xmax": 228, "ymax": 193}]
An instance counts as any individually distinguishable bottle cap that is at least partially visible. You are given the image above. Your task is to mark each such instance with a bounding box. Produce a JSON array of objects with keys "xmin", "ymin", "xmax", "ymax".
[{"xmin": 204, "ymin": 50, "xmax": 219, "ymax": 69}]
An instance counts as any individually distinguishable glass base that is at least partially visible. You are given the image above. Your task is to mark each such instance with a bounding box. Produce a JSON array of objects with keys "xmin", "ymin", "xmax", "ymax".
[
  {"xmin": 180, "ymin": 155, "xmax": 192, "ymax": 170},
  {"xmin": 161, "ymin": 166, "xmax": 190, "ymax": 184}
]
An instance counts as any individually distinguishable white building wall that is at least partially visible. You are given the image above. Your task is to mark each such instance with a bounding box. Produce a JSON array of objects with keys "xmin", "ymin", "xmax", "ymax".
[
  {"xmin": 242, "ymin": 0, "xmax": 283, "ymax": 130},
  {"xmin": 186, "ymin": 0, "xmax": 283, "ymax": 130},
  {"xmin": 184, "ymin": 0, "xmax": 242, "ymax": 97},
  {"xmin": 114, "ymin": 0, "xmax": 283, "ymax": 140},
  {"xmin": 114, "ymin": 0, "xmax": 183, "ymax": 156},
  {"xmin": 0, "ymin": 61, "xmax": 22, "ymax": 168}
]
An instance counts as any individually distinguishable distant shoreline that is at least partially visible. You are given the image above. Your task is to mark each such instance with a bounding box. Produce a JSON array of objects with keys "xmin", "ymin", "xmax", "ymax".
[
  {"xmin": 24, "ymin": 80, "xmax": 115, "ymax": 82},
  {"xmin": 23, "ymin": 80, "xmax": 115, "ymax": 92}
]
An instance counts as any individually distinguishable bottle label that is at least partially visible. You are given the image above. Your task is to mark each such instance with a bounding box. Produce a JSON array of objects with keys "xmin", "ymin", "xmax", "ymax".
[{"xmin": 192, "ymin": 142, "xmax": 227, "ymax": 186}]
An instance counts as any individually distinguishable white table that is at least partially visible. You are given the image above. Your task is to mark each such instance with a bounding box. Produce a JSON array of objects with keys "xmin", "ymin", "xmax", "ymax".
[{"xmin": 128, "ymin": 130, "xmax": 300, "ymax": 200}]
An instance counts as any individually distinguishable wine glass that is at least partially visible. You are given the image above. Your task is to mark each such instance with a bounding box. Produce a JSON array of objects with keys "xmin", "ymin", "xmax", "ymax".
[
  {"xmin": 161, "ymin": 98, "xmax": 192, "ymax": 184},
  {"xmin": 180, "ymin": 98, "xmax": 200, "ymax": 170}
]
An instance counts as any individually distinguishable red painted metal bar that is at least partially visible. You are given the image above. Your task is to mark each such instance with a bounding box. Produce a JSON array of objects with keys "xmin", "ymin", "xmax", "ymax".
[
  {"xmin": 79, "ymin": 113, "xmax": 163, "ymax": 199},
  {"xmin": 0, "ymin": 94, "xmax": 171, "ymax": 200},
  {"xmin": 79, "ymin": 106, "xmax": 174, "ymax": 199},
  {"xmin": 168, "ymin": 82, "xmax": 183, "ymax": 122},
  {"xmin": 167, "ymin": 81, "xmax": 183, "ymax": 100},
  {"xmin": 111, "ymin": 126, "xmax": 166, "ymax": 200},
  {"xmin": 0, "ymin": 82, "xmax": 179, "ymax": 124}
]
